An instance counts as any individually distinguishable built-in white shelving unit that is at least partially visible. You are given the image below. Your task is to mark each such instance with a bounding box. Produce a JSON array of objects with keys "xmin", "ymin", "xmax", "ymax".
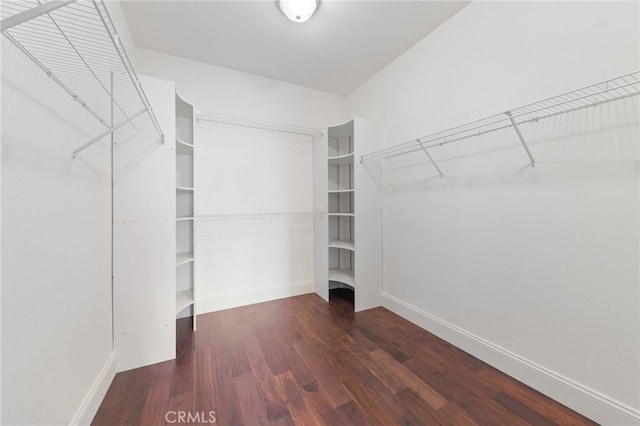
[
  {"xmin": 176, "ymin": 93, "xmax": 196, "ymax": 329},
  {"xmin": 327, "ymin": 121, "xmax": 356, "ymax": 299},
  {"xmin": 313, "ymin": 118, "xmax": 382, "ymax": 312}
]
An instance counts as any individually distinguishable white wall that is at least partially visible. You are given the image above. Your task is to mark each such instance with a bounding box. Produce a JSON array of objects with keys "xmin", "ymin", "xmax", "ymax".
[
  {"xmin": 1, "ymin": 40, "xmax": 114, "ymax": 424},
  {"xmin": 194, "ymin": 121, "xmax": 315, "ymax": 313},
  {"xmin": 135, "ymin": 48, "xmax": 347, "ymax": 128},
  {"xmin": 347, "ymin": 1, "xmax": 639, "ymax": 425}
]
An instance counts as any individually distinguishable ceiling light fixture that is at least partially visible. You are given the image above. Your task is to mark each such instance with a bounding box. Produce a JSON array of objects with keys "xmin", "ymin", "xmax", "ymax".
[{"xmin": 278, "ymin": 0, "xmax": 319, "ymax": 23}]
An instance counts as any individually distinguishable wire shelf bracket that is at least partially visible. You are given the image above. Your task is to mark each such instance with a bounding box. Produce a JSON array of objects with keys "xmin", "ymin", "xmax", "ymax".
[
  {"xmin": 72, "ymin": 107, "xmax": 148, "ymax": 158},
  {"xmin": 361, "ymin": 72, "xmax": 640, "ymax": 168},
  {"xmin": 417, "ymin": 140, "xmax": 444, "ymax": 178},
  {"xmin": 1, "ymin": 0, "xmax": 165, "ymax": 158},
  {"xmin": 505, "ymin": 111, "xmax": 535, "ymax": 166}
]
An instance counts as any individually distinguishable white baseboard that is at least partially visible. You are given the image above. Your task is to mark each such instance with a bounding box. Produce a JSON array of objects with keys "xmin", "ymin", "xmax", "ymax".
[
  {"xmin": 197, "ymin": 280, "xmax": 314, "ymax": 314},
  {"xmin": 69, "ymin": 351, "xmax": 116, "ymax": 426},
  {"xmin": 382, "ymin": 292, "xmax": 640, "ymax": 426}
]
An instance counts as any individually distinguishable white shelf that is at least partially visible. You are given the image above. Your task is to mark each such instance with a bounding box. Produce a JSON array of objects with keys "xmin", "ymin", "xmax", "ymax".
[
  {"xmin": 329, "ymin": 240, "xmax": 355, "ymax": 251},
  {"xmin": 328, "ymin": 152, "xmax": 354, "ymax": 166},
  {"xmin": 176, "ymin": 289, "xmax": 194, "ymax": 314},
  {"xmin": 0, "ymin": 0, "xmax": 164, "ymax": 158},
  {"xmin": 328, "ymin": 268, "xmax": 355, "ymax": 287},
  {"xmin": 328, "ymin": 212, "xmax": 355, "ymax": 217},
  {"xmin": 328, "ymin": 189, "xmax": 354, "ymax": 193},
  {"xmin": 362, "ymin": 72, "xmax": 640, "ymax": 165},
  {"xmin": 176, "ymin": 138, "xmax": 194, "ymax": 154},
  {"xmin": 176, "ymin": 186, "xmax": 194, "ymax": 192},
  {"xmin": 176, "ymin": 216, "xmax": 194, "ymax": 222},
  {"xmin": 176, "ymin": 252, "xmax": 194, "ymax": 266}
]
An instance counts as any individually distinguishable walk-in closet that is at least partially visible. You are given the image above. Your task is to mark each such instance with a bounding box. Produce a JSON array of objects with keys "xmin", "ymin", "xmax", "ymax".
[{"xmin": 2, "ymin": 1, "xmax": 638, "ymax": 425}]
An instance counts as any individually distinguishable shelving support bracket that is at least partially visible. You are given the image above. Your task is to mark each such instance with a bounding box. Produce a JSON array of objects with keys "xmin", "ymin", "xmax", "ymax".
[
  {"xmin": 72, "ymin": 108, "xmax": 147, "ymax": 158},
  {"xmin": 505, "ymin": 111, "xmax": 536, "ymax": 166},
  {"xmin": 1, "ymin": 0, "xmax": 77, "ymax": 32},
  {"xmin": 417, "ymin": 140, "xmax": 443, "ymax": 178}
]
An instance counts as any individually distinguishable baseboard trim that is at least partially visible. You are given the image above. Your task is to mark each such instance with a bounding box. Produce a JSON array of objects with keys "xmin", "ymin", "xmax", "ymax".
[
  {"xmin": 69, "ymin": 351, "xmax": 116, "ymax": 426},
  {"xmin": 382, "ymin": 292, "xmax": 640, "ymax": 426},
  {"xmin": 197, "ymin": 281, "xmax": 314, "ymax": 314}
]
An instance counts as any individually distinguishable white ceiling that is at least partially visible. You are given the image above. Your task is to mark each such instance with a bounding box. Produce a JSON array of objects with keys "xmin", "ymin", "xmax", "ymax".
[{"xmin": 121, "ymin": 1, "xmax": 469, "ymax": 95}]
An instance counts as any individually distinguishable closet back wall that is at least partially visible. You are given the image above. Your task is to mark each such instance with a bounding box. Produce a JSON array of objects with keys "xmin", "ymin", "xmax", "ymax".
[
  {"xmin": 131, "ymin": 46, "xmax": 348, "ymax": 313},
  {"xmin": 346, "ymin": 2, "xmax": 639, "ymax": 425},
  {"xmin": 195, "ymin": 122, "xmax": 314, "ymax": 311}
]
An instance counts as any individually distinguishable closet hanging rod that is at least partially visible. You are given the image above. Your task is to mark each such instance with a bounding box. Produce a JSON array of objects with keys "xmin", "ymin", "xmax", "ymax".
[
  {"xmin": 0, "ymin": 0, "xmax": 164, "ymax": 157},
  {"xmin": 361, "ymin": 71, "xmax": 640, "ymax": 163},
  {"xmin": 197, "ymin": 111, "xmax": 321, "ymax": 137},
  {"xmin": 198, "ymin": 212, "xmax": 312, "ymax": 222}
]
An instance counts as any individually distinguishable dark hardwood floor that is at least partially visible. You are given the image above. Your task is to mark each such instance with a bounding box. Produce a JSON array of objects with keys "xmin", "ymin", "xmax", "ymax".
[{"xmin": 92, "ymin": 290, "xmax": 597, "ymax": 425}]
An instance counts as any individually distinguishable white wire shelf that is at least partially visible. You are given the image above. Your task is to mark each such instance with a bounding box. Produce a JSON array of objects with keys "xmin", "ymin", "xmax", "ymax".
[
  {"xmin": 361, "ymin": 72, "xmax": 640, "ymax": 170},
  {"xmin": 1, "ymin": 0, "xmax": 164, "ymax": 158}
]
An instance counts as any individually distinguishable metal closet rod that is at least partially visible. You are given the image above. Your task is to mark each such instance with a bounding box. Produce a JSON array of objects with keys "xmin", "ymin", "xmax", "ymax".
[
  {"xmin": 197, "ymin": 111, "xmax": 321, "ymax": 138},
  {"xmin": 361, "ymin": 71, "xmax": 640, "ymax": 168},
  {"xmin": 0, "ymin": 0, "xmax": 164, "ymax": 158},
  {"xmin": 198, "ymin": 212, "xmax": 313, "ymax": 221}
]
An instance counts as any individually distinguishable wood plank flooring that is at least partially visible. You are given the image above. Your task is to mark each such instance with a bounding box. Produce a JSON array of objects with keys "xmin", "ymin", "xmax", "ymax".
[{"xmin": 92, "ymin": 291, "xmax": 598, "ymax": 425}]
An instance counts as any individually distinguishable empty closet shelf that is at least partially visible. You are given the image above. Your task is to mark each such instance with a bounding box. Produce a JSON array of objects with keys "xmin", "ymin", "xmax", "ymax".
[
  {"xmin": 328, "ymin": 152, "xmax": 354, "ymax": 165},
  {"xmin": 328, "ymin": 268, "xmax": 355, "ymax": 287},
  {"xmin": 176, "ymin": 252, "xmax": 194, "ymax": 266},
  {"xmin": 176, "ymin": 138, "xmax": 194, "ymax": 154},
  {"xmin": 176, "ymin": 290, "xmax": 194, "ymax": 314},
  {"xmin": 329, "ymin": 240, "xmax": 355, "ymax": 251}
]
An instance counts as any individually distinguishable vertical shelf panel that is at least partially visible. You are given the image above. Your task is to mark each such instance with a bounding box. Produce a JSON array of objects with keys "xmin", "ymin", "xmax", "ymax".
[
  {"xmin": 113, "ymin": 75, "xmax": 176, "ymax": 372},
  {"xmin": 313, "ymin": 131, "xmax": 329, "ymax": 301},
  {"xmin": 327, "ymin": 120, "xmax": 356, "ymax": 293},
  {"xmin": 176, "ymin": 93, "xmax": 196, "ymax": 330},
  {"xmin": 316, "ymin": 118, "xmax": 382, "ymax": 312}
]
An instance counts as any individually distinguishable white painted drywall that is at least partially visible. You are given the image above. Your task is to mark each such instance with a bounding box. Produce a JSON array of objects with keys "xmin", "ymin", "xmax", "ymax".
[
  {"xmin": 134, "ymin": 48, "xmax": 347, "ymax": 128},
  {"xmin": 194, "ymin": 122, "xmax": 315, "ymax": 313},
  {"xmin": 1, "ymin": 40, "xmax": 114, "ymax": 424},
  {"xmin": 346, "ymin": 1, "xmax": 639, "ymax": 424}
]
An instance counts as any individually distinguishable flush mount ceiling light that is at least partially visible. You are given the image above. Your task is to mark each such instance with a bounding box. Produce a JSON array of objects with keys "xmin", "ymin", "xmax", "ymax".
[{"xmin": 278, "ymin": 0, "xmax": 319, "ymax": 23}]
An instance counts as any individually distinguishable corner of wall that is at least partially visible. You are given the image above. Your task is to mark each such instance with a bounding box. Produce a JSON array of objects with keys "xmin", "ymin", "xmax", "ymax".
[
  {"xmin": 382, "ymin": 293, "xmax": 640, "ymax": 426},
  {"xmin": 69, "ymin": 352, "xmax": 117, "ymax": 426}
]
